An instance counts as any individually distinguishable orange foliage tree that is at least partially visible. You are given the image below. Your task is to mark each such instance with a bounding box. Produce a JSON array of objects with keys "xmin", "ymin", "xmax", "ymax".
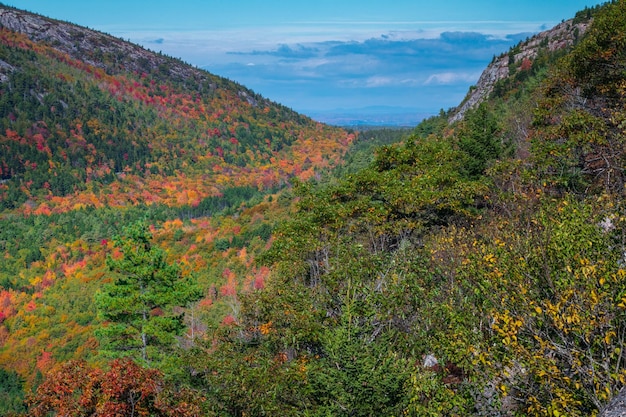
[{"xmin": 29, "ymin": 358, "xmax": 202, "ymax": 417}]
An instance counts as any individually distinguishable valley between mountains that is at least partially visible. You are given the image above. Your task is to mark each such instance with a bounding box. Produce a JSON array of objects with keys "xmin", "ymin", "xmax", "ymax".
[{"xmin": 1, "ymin": 2, "xmax": 626, "ymax": 416}]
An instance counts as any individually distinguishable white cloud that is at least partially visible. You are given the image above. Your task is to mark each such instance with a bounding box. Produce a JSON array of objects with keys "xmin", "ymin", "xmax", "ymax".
[
  {"xmin": 114, "ymin": 19, "xmax": 548, "ymax": 61},
  {"xmin": 424, "ymin": 71, "xmax": 481, "ymax": 85},
  {"xmin": 365, "ymin": 76, "xmax": 393, "ymax": 87}
]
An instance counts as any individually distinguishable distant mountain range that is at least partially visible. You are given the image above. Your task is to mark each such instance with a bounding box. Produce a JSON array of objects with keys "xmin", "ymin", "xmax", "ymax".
[{"xmin": 308, "ymin": 106, "xmax": 432, "ymax": 127}]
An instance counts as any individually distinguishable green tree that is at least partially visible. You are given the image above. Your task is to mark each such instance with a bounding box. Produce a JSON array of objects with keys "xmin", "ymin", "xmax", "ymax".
[
  {"xmin": 95, "ymin": 221, "xmax": 202, "ymax": 364},
  {"xmin": 457, "ymin": 103, "xmax": 502, "ymax": 178},
  {"xmin": 0, "ymin": 367, "xmax": 27, "ymax": 415}
]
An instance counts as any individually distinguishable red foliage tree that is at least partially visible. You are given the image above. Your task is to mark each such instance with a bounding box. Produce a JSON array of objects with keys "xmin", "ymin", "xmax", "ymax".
[
  {"xmin": 29, "ymin": 360, "xmax": 101, "ymax": 417},
  {"xmin": 29, "ymin": 358, "xmax": 201, "ymax": 417},
  {"xmin": 97, "ymin": 358, "xmax": 162, "ymax": 417}
]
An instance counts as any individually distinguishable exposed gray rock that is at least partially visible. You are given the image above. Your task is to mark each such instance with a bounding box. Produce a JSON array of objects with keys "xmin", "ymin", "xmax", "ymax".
[
  {"xmin": 0, "ymin": 58, "xmax": 15, "ymax": 82},
  {"xmin": 0, "ymin": 7, "xmax": 207, "ymax": 84},
  {"xmin": 600, "ymin": 388, "xmax": 626, "ymax": 417},
  {"xmin": 449, "ymin": 19, "xmax": 590, "ymax": 123},
  {"xmin": 238, "ymin": 90, "xmax": 259, "ymax": 107},
  {"xmin": 422, "ymin": 354, "xmax": 438, "ymax": 368}
]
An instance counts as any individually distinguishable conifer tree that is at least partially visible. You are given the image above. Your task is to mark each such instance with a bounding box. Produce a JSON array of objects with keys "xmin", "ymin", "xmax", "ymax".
[{"xmin": 95, "ymin": 221, "xmax": 202, "ymax": 364}]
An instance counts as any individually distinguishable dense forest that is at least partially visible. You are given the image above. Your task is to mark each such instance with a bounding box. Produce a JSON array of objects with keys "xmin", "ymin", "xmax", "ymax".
[{"xmin": 1, "ymin": 1, "xmax": 626, "ymax": 416}]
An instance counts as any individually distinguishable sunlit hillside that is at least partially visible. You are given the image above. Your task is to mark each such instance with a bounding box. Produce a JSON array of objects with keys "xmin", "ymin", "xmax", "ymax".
[
  {"xmin": 0, "ymin": 3, "xmax": 354, "ymax": 409},
  {"xmin": 3, "ymin": 2, "xmax": 626, "ymax": 417}
]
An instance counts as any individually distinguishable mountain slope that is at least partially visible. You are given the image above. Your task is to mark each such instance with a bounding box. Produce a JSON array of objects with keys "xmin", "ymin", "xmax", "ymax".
[
  {"xmin": 0, "ymin": 4, "xmax": 353, "ymax": 214},
  {"xmin": 154, "ymin": 2, "xmax": 626, "ymax": 416},
  {"xmin": 0, "ymin": 3, "xmax": 353, "ymax": 395},
  {"xmin": 0, "ymin": 6, "xmax": 200, "ymax": 81},
  {"xmin": 4, "ymin": 2, "xmax": 626, "ymax": 416},
  {"xmin": 449, "ymin": 14, "xmax": 592, "ymax": 123}
]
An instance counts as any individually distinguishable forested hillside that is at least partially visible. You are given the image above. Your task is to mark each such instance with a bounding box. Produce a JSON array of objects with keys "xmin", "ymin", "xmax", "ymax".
[
  {"xmin": 0, "ymin": 5, "xmax": 353, "ymax": 212},
  {"xmin": 0, "ymin": 4, "xmax": 354, "ymax": 415},
  {"xmin": 2, "ymin": 1, "xmax": 626, "ymax": 416}
]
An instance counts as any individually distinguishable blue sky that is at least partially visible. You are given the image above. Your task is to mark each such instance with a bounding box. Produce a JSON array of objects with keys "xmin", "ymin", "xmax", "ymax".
[{"xmin": 7, "ymin": 1, "xmax": 605, "ymax": 124}]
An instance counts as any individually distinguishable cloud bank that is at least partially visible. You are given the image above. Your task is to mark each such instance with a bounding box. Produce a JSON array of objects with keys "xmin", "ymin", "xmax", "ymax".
[{"xmin": 120, "ymin": 22, "xmax": 544, "ymax": 124}]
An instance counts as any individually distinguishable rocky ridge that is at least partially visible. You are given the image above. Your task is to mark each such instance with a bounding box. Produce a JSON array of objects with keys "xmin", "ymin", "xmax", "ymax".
[
  {"xmin": 449, "ymin": 19, "xmax": 590, "ymax": 123},
  {"xmin": 0, "ymin": 6, "xmax": 264, "ymax": 101},
  {"xmin": 0, "ymin": 6, "xmax": 208, "ymax": 81}
]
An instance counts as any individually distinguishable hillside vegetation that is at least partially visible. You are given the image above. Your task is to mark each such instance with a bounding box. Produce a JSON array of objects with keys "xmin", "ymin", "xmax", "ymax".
[
  {"xmin": 2, "ymin": 1, "xmax": 626, "ymax": 416},
  {"xmin": 0, "ymin": 4, "xmax": 353, "ymax": 415}
]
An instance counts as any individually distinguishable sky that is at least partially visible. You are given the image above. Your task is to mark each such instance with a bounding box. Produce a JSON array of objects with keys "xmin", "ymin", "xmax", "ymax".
[{"xmin": 6, "ymin": 1, "xmax": 606, "ymax": 125}]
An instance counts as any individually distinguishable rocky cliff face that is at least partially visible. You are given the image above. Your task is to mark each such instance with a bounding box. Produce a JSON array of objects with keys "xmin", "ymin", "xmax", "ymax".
[
  {"xmin": 449, "ymin": 19, "xmax": 590, "ymax": 123},
  {"xmin": 0, "ymin": 6, "xmax": 209, "ymax": 84}
]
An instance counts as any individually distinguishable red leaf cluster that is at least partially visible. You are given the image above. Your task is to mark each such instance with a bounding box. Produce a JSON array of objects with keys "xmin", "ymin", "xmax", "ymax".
[{"xmin": 29, "ymin": 358, "xmax": 201, "ymax": 417}]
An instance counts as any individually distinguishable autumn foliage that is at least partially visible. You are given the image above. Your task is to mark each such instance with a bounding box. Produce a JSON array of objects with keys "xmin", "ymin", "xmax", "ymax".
[
  {"xmin": 29, "ymin": 358, "xmax": 201, "ymax": 417},
  {"xmin": 0, "ymin": 23, "xmax": 353, "ymax": 215},
  {"xmin": 2, "ymin": 2, "xmax": 626, "ymax": 417}
]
